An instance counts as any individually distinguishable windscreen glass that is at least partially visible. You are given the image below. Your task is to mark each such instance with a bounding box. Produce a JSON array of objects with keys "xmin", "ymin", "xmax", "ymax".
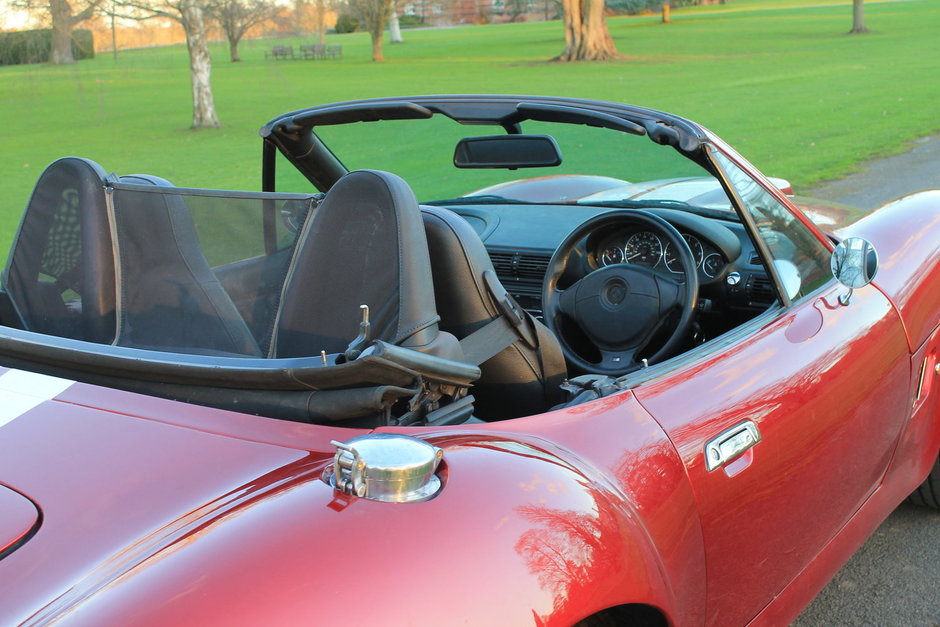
[{"xmin": 311, "ymin": 115, "xmax": 727, "ymax": 208}]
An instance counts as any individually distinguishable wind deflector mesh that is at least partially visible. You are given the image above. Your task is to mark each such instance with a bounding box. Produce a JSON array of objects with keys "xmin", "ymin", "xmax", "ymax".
[
  {"xmin": 108, "ymin": 182, "xmax": 317, "ymax": 356},
  {"xmin": 2, "ymin": 157, "xmax": 115, "ymax": 343}
]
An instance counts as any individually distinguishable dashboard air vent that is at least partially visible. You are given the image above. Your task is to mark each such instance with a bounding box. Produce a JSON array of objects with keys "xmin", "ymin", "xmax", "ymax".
[
  {"xmin": 488, "ymin": 251, "xmax": 550, "ymax": 281},
  {"xmin": 749, "ymin": 253, "xmax": 763, "ymax": 265},
  {"xmin": 746, "ymin": 274, "xmax": 776, "ymax": 306}
]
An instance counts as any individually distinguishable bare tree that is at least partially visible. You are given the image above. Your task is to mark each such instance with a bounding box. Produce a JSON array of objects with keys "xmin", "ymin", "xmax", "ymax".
[
  {"xmin": 116, "ymin": 0, "xmax": 221, "ymax": 127},
  {"xmin": 207, "ymin": 0, "xmax": 277, "ymax": 61},
  {"xmin": 314, "ymin": 0, "xmax": 327, "ymax": 43},
  {"xmin": 12, "ymin": 0, "xmax": 104, "ymax": 64},
  {"xmin": 388, "ymin": 0, "xmax": 402, "ymax": 43},
  {"xmin": 557, "ymin": 0, "xmax": 618, "ymax": 61},
  {"xmin": 103, "ymin": 0, "xmax": 119, "ymax": 58},
  {"xmin": 849, "ymin": 0, "xmax": 867, "ymax": 34},
  {"xmin": 348, "ymin": 0, "xmax": 393, "ymax": 61}
]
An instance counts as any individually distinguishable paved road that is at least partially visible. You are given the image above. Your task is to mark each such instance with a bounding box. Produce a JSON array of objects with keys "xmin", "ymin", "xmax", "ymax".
[
  {"xmin": 793, "ymin": 136, "xmax": 940, "ymax": 626},
  {"xmin": 806, "ymin": 135, "xmax": 940, "ymax": 210}
]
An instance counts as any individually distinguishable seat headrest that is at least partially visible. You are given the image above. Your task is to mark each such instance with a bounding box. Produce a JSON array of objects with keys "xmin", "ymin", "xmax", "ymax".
[
  {"xmin": 3, "ymin": 157, "xmax": 115, "ymax": 343},
  {"xmin": 272, "ymin": 170, "xmax": 440, "ymax": 358}
]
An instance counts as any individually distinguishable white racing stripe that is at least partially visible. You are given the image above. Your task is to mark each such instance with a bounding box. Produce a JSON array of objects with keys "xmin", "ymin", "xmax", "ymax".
[{"xmin": 0, "ymin": 369, "xmax": 75, "ymax": 429}]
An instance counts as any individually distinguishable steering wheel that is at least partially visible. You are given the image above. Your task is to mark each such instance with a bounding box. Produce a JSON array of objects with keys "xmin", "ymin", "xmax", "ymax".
[{"xmin": 542, "ymin": 210, "xmax": 699, "ymax": 376}]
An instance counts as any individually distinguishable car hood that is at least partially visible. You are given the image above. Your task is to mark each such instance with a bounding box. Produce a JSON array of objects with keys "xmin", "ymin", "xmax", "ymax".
[{"xmin": 790, "ymin": 196, "xmax": 871, "ymax": 233}]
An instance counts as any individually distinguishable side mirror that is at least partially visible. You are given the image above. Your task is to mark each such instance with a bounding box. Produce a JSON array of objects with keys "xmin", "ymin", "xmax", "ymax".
[{"xmin": 830, "ymin": 237, "xmax": 878, "ymax": 305}]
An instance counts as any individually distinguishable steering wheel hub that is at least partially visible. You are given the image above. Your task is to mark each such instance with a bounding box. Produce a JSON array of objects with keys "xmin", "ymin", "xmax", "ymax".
[{"xmin": 603, "ymin": 279, "xmax": 628, "ymax": 306}]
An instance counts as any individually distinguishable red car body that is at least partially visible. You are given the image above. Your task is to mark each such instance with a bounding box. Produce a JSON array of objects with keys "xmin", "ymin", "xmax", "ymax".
[{"xmin": 0, "ymin": 96, "xmax": 938, "ymax": 626}]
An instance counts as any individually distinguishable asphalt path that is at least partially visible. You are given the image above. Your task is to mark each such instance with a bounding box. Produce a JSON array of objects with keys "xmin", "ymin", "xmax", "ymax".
[{"xmin": 793, "ymin": 136, "xmax": 940, "ymax": 626}]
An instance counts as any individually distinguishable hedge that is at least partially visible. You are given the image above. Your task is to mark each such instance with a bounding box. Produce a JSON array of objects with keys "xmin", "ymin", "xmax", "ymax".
[{"xmin": 0, "ymin": 28, "xmax": 95, "ymax": 66}]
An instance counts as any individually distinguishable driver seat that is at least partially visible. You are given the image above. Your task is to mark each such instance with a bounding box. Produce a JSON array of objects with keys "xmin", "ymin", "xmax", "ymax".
[{"xmin": 421, "ymin": 206, "xmax": 567, "ymax": 420}]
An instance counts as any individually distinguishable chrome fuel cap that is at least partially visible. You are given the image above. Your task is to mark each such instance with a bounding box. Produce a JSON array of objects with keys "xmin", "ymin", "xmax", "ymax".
[{"xmin": 326, "ymin": 434, "xmax": 443, "ymax": 503}]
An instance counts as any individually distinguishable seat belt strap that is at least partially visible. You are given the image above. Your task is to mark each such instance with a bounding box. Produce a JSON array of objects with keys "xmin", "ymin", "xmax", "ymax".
[
  {"xmin": 458, "ymin": 269, "xmax": 541, "ymax": 366},
  {"xmin": 458, "ymin": 313, "xmax": 521, "ymax": 366}
]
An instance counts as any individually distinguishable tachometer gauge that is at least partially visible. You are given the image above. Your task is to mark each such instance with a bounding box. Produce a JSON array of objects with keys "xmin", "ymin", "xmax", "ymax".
[
  {"xmin": 664, "ymin": 234, "xmax": 705, "ymax": 273},
  {"xmin": 600, "ymin": 245, "xmax": 625, "ymax": 266},
  {"xmin": 702, "ymin": 253, "xmax": 724, "ymax": 278},
  {"xmin": 624, "ymin": 232, "xmax": 663, "ymax": 267}
]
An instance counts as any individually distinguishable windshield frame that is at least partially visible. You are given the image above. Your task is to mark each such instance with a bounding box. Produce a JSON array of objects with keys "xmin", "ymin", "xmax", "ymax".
[{"xmin": 261, "ymin": 95, "xmax": 712, "ymax": 197}]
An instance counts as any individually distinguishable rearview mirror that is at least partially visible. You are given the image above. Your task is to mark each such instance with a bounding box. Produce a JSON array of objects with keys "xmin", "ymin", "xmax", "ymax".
[{"xmin": 453, "ymin": 135, "xmax": 562, "ymax": 169}]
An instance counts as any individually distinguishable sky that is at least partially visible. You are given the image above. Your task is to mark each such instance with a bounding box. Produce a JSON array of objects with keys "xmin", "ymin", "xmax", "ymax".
[{"xmin": 0, "ymin": 1, "xmax": 38, "ymax": 30}]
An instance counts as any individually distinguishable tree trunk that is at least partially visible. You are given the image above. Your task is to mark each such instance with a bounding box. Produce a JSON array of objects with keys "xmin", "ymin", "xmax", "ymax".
[
  {"xmin": 371, "ymin": 34, "xmax": 384, "ymax": 62},
  {"xmin": 293, "ymin": 0, "xmax": 308, "ymax": 35},
  {"xmin": 849, "ymin": 0, "xmax": 868, "ymax": 34},
  {"xmin": 389, "ymin": 1, "xmax": 403, "ymax": 43},
  {"xmin": 315, "ymin": 0, "xmax": 327, "ymax": 44},
  {"xmin": 49, "ymin": 0, "xmax": 77, "ymax": 65},
  {"xmin": 181, "ymin": 1, "xmax": 221, "ymax": 128},
  {"xmin": 229, "ymin": 38, "xmax": 241, "ymax": 62},
  {"xmin": 110, "ymin": 9, "xmax": 118, "ymax": 59},
  {"xmin": 557, "ymin": 0, "xmax": 618, "ymax": 61}
]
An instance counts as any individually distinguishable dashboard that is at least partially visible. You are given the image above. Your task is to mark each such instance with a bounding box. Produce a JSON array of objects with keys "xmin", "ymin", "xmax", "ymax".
[{"xmin": 430, "ymin": 202, "xmax": 777, "ymax": 335}]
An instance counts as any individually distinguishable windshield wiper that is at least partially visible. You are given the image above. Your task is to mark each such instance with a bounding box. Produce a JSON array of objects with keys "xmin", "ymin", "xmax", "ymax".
[{"xmin": 425, "ymin": 195, "xmax": 542, "ymax": 206}]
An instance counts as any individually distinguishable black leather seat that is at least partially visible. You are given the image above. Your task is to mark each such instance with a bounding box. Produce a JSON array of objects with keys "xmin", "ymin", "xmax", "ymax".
[
  {"xmin": 3, "ymin": 157, "xmax": 117, "ymax": 343},
  {"xmin": 421, "ymin": 205, "xmax": 567, "ymax": 420},
  {"xmin": 270, "ymin": 170, "xmax": 457, "ymax": 360}
]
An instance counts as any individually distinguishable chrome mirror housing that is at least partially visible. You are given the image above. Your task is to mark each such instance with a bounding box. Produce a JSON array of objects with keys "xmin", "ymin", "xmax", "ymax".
[{"xmin": 831, "ymin": 237, "xmax": 878, "ymax": 305}]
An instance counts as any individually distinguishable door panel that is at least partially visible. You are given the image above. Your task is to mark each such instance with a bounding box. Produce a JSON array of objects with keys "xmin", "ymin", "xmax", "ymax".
[{"xmin": 634, "ymin": 283, "xmax": 910, "ymax": 625}]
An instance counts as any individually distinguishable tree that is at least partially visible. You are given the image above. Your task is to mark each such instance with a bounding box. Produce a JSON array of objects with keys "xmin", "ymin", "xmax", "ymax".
[
  {"xmin": 388, "ymin": 0, "xmax": 402, "ymax": 43},
  {"xmin": 116, "ymin": 0, "xmax": 221, "ymax": 127},
  {"xmin": 314, "ymin": 0, "xmax": 328, "ymax": 43},
  {"xmin": 348, "ymin": 0, "xmax": 393, "ymax": 61},
  {"xmin": 206, "ymin": 0, "xmax": 277, "ymax": 62},
  {"xmin": 12, "ymin": 0, "xmax": 104, "ymax": 64},
  {"xmin": 557, "ymin": 0, "xmax": 618, "ymax": 61},
  {"xmin": 849, "ymin": 0, "xmax": 867, "ymax": 34}
]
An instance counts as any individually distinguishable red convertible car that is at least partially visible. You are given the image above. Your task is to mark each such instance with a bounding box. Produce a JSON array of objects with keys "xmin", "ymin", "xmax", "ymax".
[{"xmin": 0, "ymin": 96, "xmax": 937, "ymax": 625}]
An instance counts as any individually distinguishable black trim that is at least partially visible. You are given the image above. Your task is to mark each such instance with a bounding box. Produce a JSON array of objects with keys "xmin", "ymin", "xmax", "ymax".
[
  {"xmin": 259, "ymin": 96, "xmax": 711, "ymax": 192},
  {"xmin": 262, "ymin": 139, "xmax": 276, "ymax": 192},
  {"xmin": 0, "ymin": 486, "xmax": 42, "ymax": 563}
]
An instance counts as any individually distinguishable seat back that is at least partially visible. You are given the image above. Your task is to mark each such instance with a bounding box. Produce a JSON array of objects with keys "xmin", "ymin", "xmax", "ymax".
[
  {"xmin": 421, "ymin": 205, "xmax": 567, "ymax": 419},
  {"xmin": 271, "ymin": 170, "xmax": 443, "ymax": 358},
  {"xmin": 2, "ymin": 157, "xmax": 116, "ymax": 343}
]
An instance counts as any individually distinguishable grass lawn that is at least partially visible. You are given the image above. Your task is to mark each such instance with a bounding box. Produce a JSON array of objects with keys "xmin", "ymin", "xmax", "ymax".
[{"xmin": 0, "ymin": 0, "xmax": 937, "ymax": 255}]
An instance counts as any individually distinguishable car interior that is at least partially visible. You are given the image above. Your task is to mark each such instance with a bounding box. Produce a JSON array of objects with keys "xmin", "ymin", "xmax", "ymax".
[{"xmin": 0, "ymin": 99, "xmax": 784, "ymax": 427}]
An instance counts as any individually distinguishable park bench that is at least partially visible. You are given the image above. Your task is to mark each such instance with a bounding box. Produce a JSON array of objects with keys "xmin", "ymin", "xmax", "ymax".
[
  {"xmin": 265, "ymin": 45, "xmax": 294, "ymax": 60},
  {"xmin": 299, "ymin": 44, "xmax": 343, "ymax": 60}
]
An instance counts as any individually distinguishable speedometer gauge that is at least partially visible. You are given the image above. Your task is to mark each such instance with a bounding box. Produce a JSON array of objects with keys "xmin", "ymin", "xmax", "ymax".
[
  {"xmin": 664, "ymin": 234, "xmax": 704, "ymax": 273},
  {"xmin": 624, "ymin": 232, "xmax": 663, "ymax": 267}
]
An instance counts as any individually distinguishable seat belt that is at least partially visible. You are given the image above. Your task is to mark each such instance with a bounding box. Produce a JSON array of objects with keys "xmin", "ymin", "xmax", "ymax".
[{"xmin": 458, "ymin": 270, "xmax": 539, "ymax": 366}]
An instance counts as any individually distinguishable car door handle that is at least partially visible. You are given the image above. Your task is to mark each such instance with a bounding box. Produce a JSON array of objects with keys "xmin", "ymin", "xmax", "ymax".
[{"xmin": 705, "ymin": 421, "xmax": 762, "ymax": 472}]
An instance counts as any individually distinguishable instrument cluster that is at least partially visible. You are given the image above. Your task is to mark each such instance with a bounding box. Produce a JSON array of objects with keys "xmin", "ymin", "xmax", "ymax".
[{"xmin": 594, "ymin": 228, "xmax": 726, "ymax": 279}]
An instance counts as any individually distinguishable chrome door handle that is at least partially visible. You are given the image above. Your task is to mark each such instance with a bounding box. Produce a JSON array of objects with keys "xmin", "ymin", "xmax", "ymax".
[{"xmin": 704, "ymin": 421, "xmax": 762, "ymax": 472}]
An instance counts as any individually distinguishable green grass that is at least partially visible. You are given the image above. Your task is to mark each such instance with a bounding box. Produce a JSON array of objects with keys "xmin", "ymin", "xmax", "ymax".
[{"xmin": 0, "ymin": 0, "xmax": 937, "ymax": 255}]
